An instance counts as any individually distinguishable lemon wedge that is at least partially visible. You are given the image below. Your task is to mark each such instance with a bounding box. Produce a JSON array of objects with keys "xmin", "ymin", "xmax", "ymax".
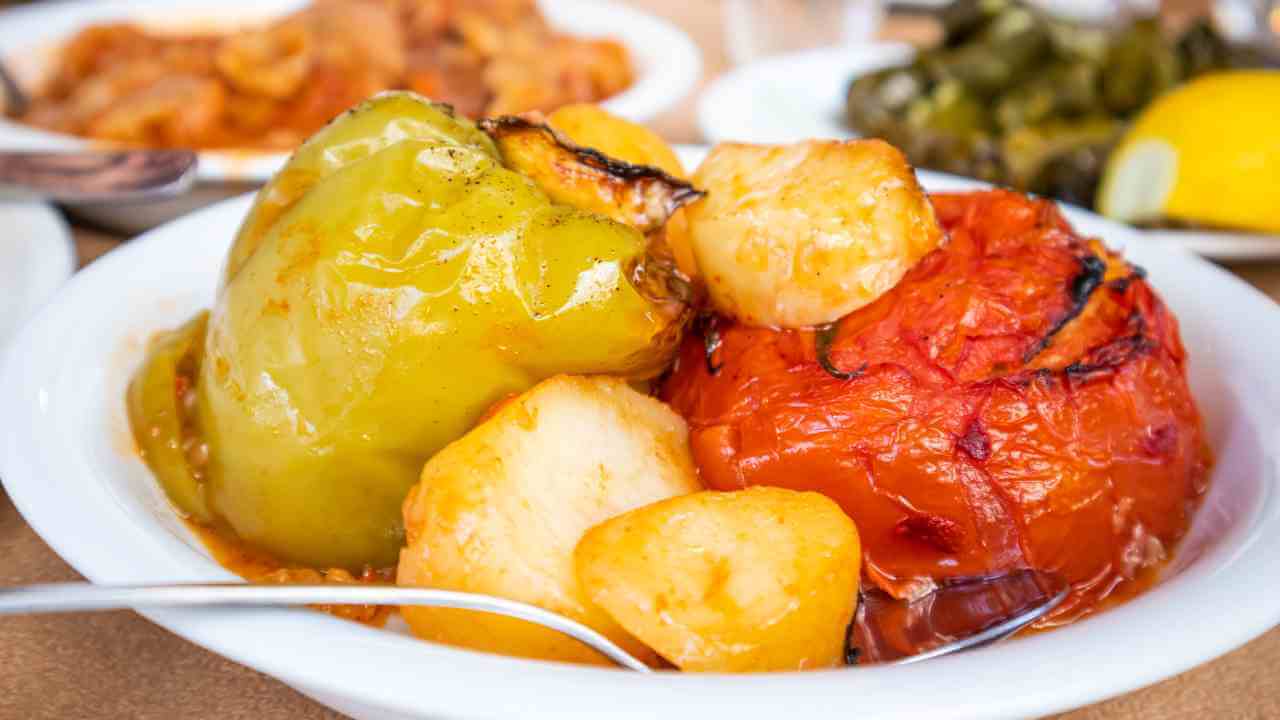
[{"xmin": 1099, "ymin": 71, "xmax": 1280, "ymax": 234}]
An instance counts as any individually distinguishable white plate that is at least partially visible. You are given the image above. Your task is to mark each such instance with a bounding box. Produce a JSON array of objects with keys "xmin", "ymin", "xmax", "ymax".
[
  {"xmin": 0, "ymin": 0, "xmax": 701, "ymax": 186},
  {"xmin": 0, "ymin": 202, "xmax": 73, "ymax": 352},
  {"xmin": 3, "ymin": 158, "xmax": 1280, "ymax": 720},
  {"xmin": 696, "ymin": 46, "xmax": 1280, "ymax": 262}
]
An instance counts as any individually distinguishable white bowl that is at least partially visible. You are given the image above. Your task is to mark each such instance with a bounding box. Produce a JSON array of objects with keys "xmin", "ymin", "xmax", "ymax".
[
  {"xmin": 3, "ymin": 160, "xmax": 1279, "ymax": 719},
  {"xmin": 0, "ymin": 0, "xmax": 700, "ymax": 232}
]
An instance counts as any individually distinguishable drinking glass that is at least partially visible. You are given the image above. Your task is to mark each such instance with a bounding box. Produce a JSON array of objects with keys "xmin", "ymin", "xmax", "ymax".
[
  {"xmin": 723, "ymin": 0, "xmax": 886, "ymax": 65},
  {"xmin": 1214, "ymin": 0, "xmax": 1280, "ymax": 50}
]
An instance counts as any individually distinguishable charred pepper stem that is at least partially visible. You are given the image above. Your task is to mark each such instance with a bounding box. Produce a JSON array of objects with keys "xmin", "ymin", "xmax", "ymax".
[{"xmin": 815, "ymin": 323, "xmax": 865, "ymax": 381}]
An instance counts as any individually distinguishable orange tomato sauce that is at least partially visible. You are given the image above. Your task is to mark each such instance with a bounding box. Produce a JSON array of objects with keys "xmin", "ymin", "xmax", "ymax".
[{"xmin": 186, "ymin": 520, "xmax": 396, "ymax": 627}]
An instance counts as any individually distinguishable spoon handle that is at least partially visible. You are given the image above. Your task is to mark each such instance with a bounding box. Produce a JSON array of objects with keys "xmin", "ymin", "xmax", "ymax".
[
  {"xmin": 0, "ymin": 149, "xmax": 198, "ymax": 204},
  {"xmin": 0, "ymin": 582, "xmax": 651, "ymax": 672}
]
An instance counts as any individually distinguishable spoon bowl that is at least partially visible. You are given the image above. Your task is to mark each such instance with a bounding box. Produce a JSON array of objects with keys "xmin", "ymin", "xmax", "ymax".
[
  {"xmin": 0, "ymin": 149, "xmax": 198, "ymax": 204},
  {"xmin": 852, "ymin": 569, "xmax": 1070, "ymax": 665}
]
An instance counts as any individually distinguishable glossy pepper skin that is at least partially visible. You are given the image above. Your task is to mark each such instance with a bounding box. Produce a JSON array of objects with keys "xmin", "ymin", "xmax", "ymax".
[
  {"xmin": 663, "ymin": 190, "xmax": 1209, "ymax": 625},
  {"xmin": 130, "ymin": 93, "xmax": 690, "ymax": 569}
]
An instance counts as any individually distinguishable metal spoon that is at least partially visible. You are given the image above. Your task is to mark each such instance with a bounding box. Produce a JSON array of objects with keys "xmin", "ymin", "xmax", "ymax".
[
  {"xmin": 0, "ymin": 583, "xmax": 653, "ymax": 672},
  {"xmin": 0, "ymin": 149, "xmax": 198, "ymax": 204},
  {"xmin": 0, "ymin": 573, "xmax": 1069, "ymax": 671}
]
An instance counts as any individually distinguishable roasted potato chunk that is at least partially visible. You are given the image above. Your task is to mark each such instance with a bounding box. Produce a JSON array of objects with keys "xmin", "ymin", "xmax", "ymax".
[
  {"xmin": 397, "ymin": 375, "xmax": 702, "ymax": 665},
  {"xmin": 575, "ymin": 487, "xmax": 861, "ymax": 672},
  {"xmin": 545, "ymin": 104, "xmax": 699, "ymax": 279},
  {"xmin": 687, "ymin": 140, "xmax": 944, "ymax": 328},
  {"xmin": 481, "ymin": 115, "xmax": 702, "ymax": 234},
  {"xmin": 547, "ymin": 104, "xmax": 687, "ymax": 179}
]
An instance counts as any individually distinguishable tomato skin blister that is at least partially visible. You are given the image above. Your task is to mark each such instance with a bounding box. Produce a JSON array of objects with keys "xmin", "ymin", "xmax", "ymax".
[{"xmin": 663, "ymin": 190, "xmax": 1209, "ymax": 625}]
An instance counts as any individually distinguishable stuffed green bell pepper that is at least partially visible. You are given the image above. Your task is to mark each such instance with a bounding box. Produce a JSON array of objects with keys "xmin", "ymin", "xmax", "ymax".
[{"xmin": 127, "ymin": 92, "xmax": 699, "ymax": 569}]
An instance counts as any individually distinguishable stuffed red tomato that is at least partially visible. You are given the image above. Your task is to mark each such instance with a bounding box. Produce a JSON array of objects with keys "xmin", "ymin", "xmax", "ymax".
[{"xmin": 663, "ymin": 189, "xmax": 1209, "ymax": 624}]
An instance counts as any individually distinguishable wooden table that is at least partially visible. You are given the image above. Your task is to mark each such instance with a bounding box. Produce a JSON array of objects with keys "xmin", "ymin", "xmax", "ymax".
[{"xmin": 4, "ymin": 1, "xmax": 1280, "ymax": 718}]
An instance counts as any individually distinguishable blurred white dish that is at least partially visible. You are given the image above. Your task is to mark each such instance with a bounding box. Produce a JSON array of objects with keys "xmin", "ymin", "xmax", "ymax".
[
  {"xmin": 1142, "ymin": 228, "xmax": 1280, "ymax": 263},
  {"xmin": 0, "ymin": 202, "xmax": 73, "ymax": 352},
  {"xmin": 0, "ymin": 0, "xmax": 700, "ymax": 232},
  {"xmin": 4, "ymin": 146, "xmax": 1279, "ymax": 719},
  {"xmin": 697, "ymin": 48, "xmax": 1280, "ymax": 262},
  {"xmin": 721, "ymin": 0, "xmax": 886, "ymax": 65},
  {"xmin": 697, "ymin": 43, "xmax": 914, "ymax": 145}
]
